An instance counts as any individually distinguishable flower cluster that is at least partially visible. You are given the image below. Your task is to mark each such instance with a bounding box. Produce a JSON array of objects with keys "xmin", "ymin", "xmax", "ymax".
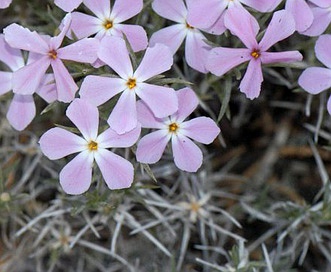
[{"xmin": 1, "ymin": 0, "xmax": 331, "ymax": 195}]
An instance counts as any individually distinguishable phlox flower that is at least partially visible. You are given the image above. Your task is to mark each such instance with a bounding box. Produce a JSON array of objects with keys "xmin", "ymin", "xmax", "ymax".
[
  {"xmin": 3, "ymin": 14, "xmax": 100, "ymax": 103},
  {"xmin": 0, "ymin": 0, "xmax": 11, "ymax": 9},
  {"xmin": 298, "ymin": 34, "xmax": 331, "ymax": 114},
  {"xmin": 136, "ymin": 87, "xmax": 220, "ymax": 172},
  {"xmin": 300, "ymin": 0, "xmax": 331, "ymax": 36},
  {"xmin": 186, "ymin": 0, "xmax": 282, "ymax": 35},
  {"xmin": 285, "ymin": 0, "xmax": 314, "ymax": 32},
  {"xmin": 39, "ymin": 98, "xmax": 141, "ymax": 195},
  {"xmin": 54, "ymin": 0, "xmax": 82, "ymax": 12},
  {"xmin": 0, "ymin": 34, "xmax": 57, "ymax": 131},
  {"xmin": 207, "ymin": 9, "xmax": 303, "ymax": 99},
  {"xmin": 68, "ymin": 0, "xmax": 147, "ymax": 52},
  {"xmin": 149, "ymin": 0, "xmax": 213, "ymax": 73},
  {"xmin": 79, "ymin": 36, "xmax": 178, "ymax": 134}
]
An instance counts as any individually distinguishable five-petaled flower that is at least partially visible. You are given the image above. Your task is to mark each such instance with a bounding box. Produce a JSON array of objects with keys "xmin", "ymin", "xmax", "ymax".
[
  {"xmin": 207, "ymin": 9, "xmax": 303, "ymax": 99},
  {"xmin": 0, "ymin": 34, "xmax": 57, "ymax": 130},
  {"xmin": 39, "ymin": 99, "xmax": 141, "ymax": 195},
  {"xmin": 136, "ymin": 87, "xmax": 220, "ymax": 172},
  {"xmin": 67, "ymin": 0, "xmax": 147, "ymax": 52},
  {"xmin": 80, "ymin": 36, "xmax": 178, "ymax": 134},
  {"xmin": 3, "ymin": 14, "xmax": 100, "ymax": 102}
]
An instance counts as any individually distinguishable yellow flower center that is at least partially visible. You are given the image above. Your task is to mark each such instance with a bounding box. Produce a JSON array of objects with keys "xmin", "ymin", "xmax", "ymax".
[
  {"xmin": 127, "ymin": 78, "xmax": 136, "ymax": 89},
  {"xmin": 88, "ymin": 140, "xmax": 98, "ymax": 151},
  {"xmin": 48, "ymin": 49, "xmax": 58, "ymax": 60},
  {"xmin": 169, "ymin": 123, "xmax": 179, "ymax": 133},
  {"xmin": 251, "ymin": 49, "xmax": 260, "ymax": 59},
  {"xmin": 103, "ymin": 19, "xmax": 113, "ymax": 30}
]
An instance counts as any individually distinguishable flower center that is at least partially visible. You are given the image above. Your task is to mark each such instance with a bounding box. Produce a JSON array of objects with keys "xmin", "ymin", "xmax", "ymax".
[
  {"xmin": 48, "ymin": 49, "xmax": 58, "ymax": 60},
  {"xmin": 168, "ymin": 123, "xmax": 179, "ymax": 133},
  {"xmin": 186, "ymin": 22, "xmax": 194, "ymax": 29},
  {"xmin": 127, "ymin": 78, "xmax": 136, "ymax": 89},
  {"xmin": 88, "ymin": 140, "xmax": 98, "ymax": 151},
  {"xmin": 251, "ymin": 49, "xmax": 260, "ymax": 59},
  {"xmin": 103, "ymin": 19, "xmax": 113, "ymax": 30}
]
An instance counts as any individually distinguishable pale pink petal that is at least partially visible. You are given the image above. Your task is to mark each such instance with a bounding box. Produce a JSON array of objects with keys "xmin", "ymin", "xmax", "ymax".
[
  {"xmin": 135, "ymin": 83, "xmax": 178, "ymax": 118},
  {"xmin": 7, "ymin": 94, "xmax": 35, "ymax": 131},
  {"xmin": 298, "ymin": 67, "xmax": 331, "ymax": 94},
  {"xmin": 173, "ymin": 87, "xmax": 198, "ymax": 122},
  {"xmin": 114, "ymin": 24, "xmax": 148, "ymax": 52},
  {"xmin": 285, "ymin": 0, "xmax": 313, "ymax": 32},
  {"xmin": 180, "ymin": 117, "xmax": 220, "ymax": 144},
  {"xmin": 98, "ymin": 36, "xmax": 133, "ymax": 79},
  {"xmin": 12, "ymin": 56, "xmax": 50, "ymax": 95},
  {"xmin": 152, "ymin": 0, "xmax": 187, "ymax": 23},
  {"xmin": 207, "ymin": 47, "xmax": 251, "ymax": 77},
  {"xmin": 83, "ymin": 0, "xmax": 110, "ymax": 19},
  {"xmin": 79, "ymin": 75, "xmax": 126, "ymax": 106},
  {"xmin": 149, "ymin": 24, "xmax": 187, "ymax": 55},
  {"xmin": 315, "ymin": 34, "xmax": 331, "ymax": 69},
  {"xmin": 59, "ymin": 151, "xmax": 93, "ymax": 195},
  {"xmin": 94, "ymin": 149, "xmax": 134, "ymax": 190},
  {"xmin": 260, "ymin": 51, "xmax": 303, "ymax": 64},
  {"xmin": 259, "ymin": 10, "xmax": 296, "ymax": 51},
  {"xmin": 111, "ymin": 0, "xmax": 143, "ymax": 22},
  {"xmin": 0, "ymin": 0, "xmax": 11, "ymax": 9},
  {"xmin": 241, "ymin": 0, "xmax": 281, "ymax": 12},
  {"xmin": 224, "ymin": 5, "xmax": 259, "ymax": 49},
  {"xmin": 39, "ymin": 127, "xmax": 87, "ymax": 160},
  {"xmin": 302, "ymin": 7, "xmax": 331, "ymax": 37},
  {"xmin": 4, "ymin": 23, "xmax": 48, "ymax": 54},
  {"xmin": 171, "ymin": 134, "xmax": 203, "ymax": 172},
  {"xmin": 309, "ymin": 0, "xmax": 331, "ymax": 8},
  {"xmin": 50, "ymin": 13, "xmax": 72, "ymax": 50},
  {"xmin": 58, "ymin": 38, "xmax": 99, "ymax": 63},
  {"xmin": 54, "ymin": 0, "xmax": 82, "ymax": 12},
  {"xmin": 134, "ymin": 44, "xmax": 173, "ymax": 81},
  {"xmin": 108, "ymin": 89, "xmax": 137, "ymax": 134},
  {"xmin": 136, "ymin": 130, "xmax": 170, "ymax": 164},
  {"xmin": 66, "ymin": 98, "xmax": 99, "ymax": 141},
  {"xmin": 136, "ymin": 100, "xmax": 165, "ymax": 129},
  {"xmin": 98, "ymin": 125, "xmax": 141, "ymax": 148},
  {"xmin": 239, "ymin": 60, "xmax": 263, "ymax": 99},
  {"xmin": 186, "ymin": 0, "xmax": 227, "ymax": 30},
  {"xmin": 0, "ymin": 35, "xmax": 24, "ymax": 71},
  {"xmin": 327, "ymin": 95, "xmax": 331, "ymax": 115},
  {"xmin": 0, "ymin": 72, "xmax": 12, "ymax": 96},
  {"xmin": 185, "ymin": 30, "xmax": 211, "ymax": 73},
  {"xmin": 51, "ymin": 59, "xmax": 78, "ymax": 103},
  {"xmin": 67, "ymin": 12, "xmax": 101, "ymax": 39},
  {"xmin": 36, "ymin": 74, "xmax": 57, "ymax": 103},
  {"xmin": 203, "ymin": 12, "xmax": 226, "ymax": 35}
]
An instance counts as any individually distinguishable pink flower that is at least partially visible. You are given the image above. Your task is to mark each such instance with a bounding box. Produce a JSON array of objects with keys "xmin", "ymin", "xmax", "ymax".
[
  {"xmin": 149, "ymin": 0, "xmax": 212, "ymax": 73},
  {"xmin": 0, "ymin": 0, "xmax": 11, "ymax": 9},
  {"xmin": 39, "ymin": 99, "xmax": 141, "ymax": 195},
  {"xmin": 285, "ymin": 0, "xmax": 314, "ymax": 32},
  {"xmin": 0, "ymin": 34, "xmax": 57, "ymax": 131},
  {"xmin": 3, "ymin": 14, "xmax": 100, "ymax": 102},
  {"xmin": 300, "ymin": 0, "xmax": 331, "ymax": 36},
  {"xmin": 136, "ymin": 87, "xmax": 220, "ymax": 172},
  {"xmin": 79, "ymin": 36, "xmax": 178, "ymax": 134},
  {"xmin": 298, "ymin": 34, "xmax": 331, "ymax": 115},
  {"xmin": 207, "ymin": 9, "xmax": 303, "ymax": 99},
  {"xmin": 67, "ymin": 0, "xmax": 147, "ymax": 52},
  {"xmin": 187, "ymin": 0, "xmax": 282, "ymax": 35},
  {"xmin": 54, "ymin": 0, "xmax": 82, "ymax": 12}
]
